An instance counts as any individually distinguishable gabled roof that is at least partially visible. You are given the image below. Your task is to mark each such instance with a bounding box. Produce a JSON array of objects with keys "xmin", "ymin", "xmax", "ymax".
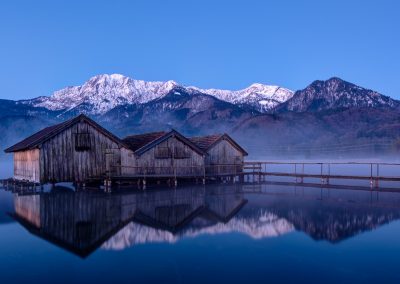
[
  {"xmin": 189, "ymin": 133, "xmax": 248, "ymax": 155},
  {"xmin": 189, "ymin": 134, "xmax": 223, "ymax": 151},
  {"xmin": 4, "ymin": 114, "xmax": 125, "ymax": 153},
  {"xmin": 122, "ymin": 131, "xmax": 167, "ymax": 152},
  {"xmin": 122, "ymin": 130, "xmax": 205, "ymax": 156}
]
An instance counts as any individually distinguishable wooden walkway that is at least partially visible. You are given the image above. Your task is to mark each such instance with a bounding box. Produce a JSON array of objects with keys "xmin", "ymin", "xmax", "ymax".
[
  {"xmin": 3, "ymin": 161, "xmax": 400, "ymax": 191},
  {"xmin": 248, "ymin": 180, "xmax": 400, "ymax": 193},
  {"xmin": 259, "ymin": 172, "xmax": 400, "ymax": 182},
  {"xmin": 242, "ymin": 161, "xmax": 400, "ymax": 189}
]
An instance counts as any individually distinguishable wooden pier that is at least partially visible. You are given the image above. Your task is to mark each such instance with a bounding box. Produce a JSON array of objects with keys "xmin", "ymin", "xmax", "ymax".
[
  {"xmin": 0, "ymin": 178, "xmax": 43, "ymax": 194},
  {"xmin": 242, "ymin": 161, "xmax": 400, "ymax": 189},
  {"xmin": 100, "ymin": 164, "xmax": 244, "ymax": 191},
  {"xmin": 96, "ymin": 161, "xmax": 400, "ymax": 191},
  {"xmin": 3, "ymin": 161, "xmax": 400, "ymax": 192}
]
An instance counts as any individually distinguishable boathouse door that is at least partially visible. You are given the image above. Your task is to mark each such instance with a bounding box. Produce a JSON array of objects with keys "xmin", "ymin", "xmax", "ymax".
[{"xmin": 105, "ymin": 149, "xmax": 121, "ymax": 177}]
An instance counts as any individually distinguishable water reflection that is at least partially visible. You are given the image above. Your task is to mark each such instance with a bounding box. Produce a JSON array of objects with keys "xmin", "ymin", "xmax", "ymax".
[
  {"xmin": 0, "ymin": 189, "xmax": 14, "ymax": 225},
  {"xmin": 8, "ymin": 184, "xmax": 400, "ymax": 257}
]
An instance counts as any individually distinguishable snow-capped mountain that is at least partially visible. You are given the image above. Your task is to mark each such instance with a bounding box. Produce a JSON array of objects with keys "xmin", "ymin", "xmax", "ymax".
[
  {"xmin": 26, "ymin": 74, "xmax": 178, "ymax": 115},
  {"xmin": 21, "ymin": 74, "xmax": 397, "ymax": 116},
  {"xmin": 190, "ymin": 83, "xmax": 294, "ymax": 112},
  {"xmin": 20, "ymin": 74, "xmax": 293, "ymax": 115},
  {"xmin": 278, "ymin": 77, "xmax": 400, "ymax": 112}
]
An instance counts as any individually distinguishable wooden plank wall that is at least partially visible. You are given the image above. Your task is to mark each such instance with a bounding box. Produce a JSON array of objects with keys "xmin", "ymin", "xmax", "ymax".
[
  {"xmin": 206, "ymin": 139, "xmax": 244, "ymax": 175},
  {"xmin": 13, "ymin": 149, "xmax": 40, "ymax": 183},
  {"xmin": 39, "ymin": 120, "xmax": 125, "ymax": 183},
  {"xmin": 135, "ymin": 136, "xmax": 204, "ymax": 176},
  {"xmin": 120, "ymin": 147, "xmax": 136, "ymax": 176}
]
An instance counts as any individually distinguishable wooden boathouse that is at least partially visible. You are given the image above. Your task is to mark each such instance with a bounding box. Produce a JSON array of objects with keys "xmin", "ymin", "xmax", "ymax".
[
  {"xmin": 121, "ymin": 130, "xmax": 206, "ymax": 177},
  {"xmin": 189, "ymin": 134, "xmax": 248, "ymax": 175},
  {"xmin": 4, "ymin": 114, "xmax": 248, "ymax": 186},
  {"xmin": 4, "ymin": 114, "xmax": 130, "ymax": 184}
]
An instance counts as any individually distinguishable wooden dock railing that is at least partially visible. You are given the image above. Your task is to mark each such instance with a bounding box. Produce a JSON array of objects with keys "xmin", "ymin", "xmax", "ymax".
[
  {"xmin": 3, "ymin": 161, "xmax": 400, "ymax": 191},
  {"xmin": 243, "ymin": 161, "xmax": 400, "ymax": 189}
]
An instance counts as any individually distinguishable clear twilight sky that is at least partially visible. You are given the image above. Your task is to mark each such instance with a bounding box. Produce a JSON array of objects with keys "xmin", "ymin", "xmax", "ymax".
[{"xmin": 0, "ymin": 0, "xmax": 399, "ymax": 100}]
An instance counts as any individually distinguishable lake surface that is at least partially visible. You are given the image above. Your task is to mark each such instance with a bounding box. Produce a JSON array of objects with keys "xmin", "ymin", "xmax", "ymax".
[{"xmin": 1, "ymin": 183, "xmax": 400, "ymax": 284}]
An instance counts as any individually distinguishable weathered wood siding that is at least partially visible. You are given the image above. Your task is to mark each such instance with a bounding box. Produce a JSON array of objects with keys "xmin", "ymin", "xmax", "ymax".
[
  {"xmin": 206, "ymin": 139, "xmax": 244, "ymax": 175},
  {"xmin": 120, "ymin": 147, "xmax": 136, "ymax": 175},
  {"xmin": 14, "ymin": 149, "xmax": 40, "ymax": 183},
  {"xmin": 39, "ymin": 120, "xmax": 123, "ymax": 183},
  {"xmin": 134, "ymin": 136, "xmax": 204, "ymax": 176}
]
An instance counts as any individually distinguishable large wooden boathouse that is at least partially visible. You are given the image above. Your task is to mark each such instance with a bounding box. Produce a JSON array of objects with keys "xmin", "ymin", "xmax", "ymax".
[
  {"xmin": 4, "ymin": 115, "xmax": 129, "ymax": 183},
  {"xmin": 4, "ymin": 114, "xmax": 247, "ymax": 185}
]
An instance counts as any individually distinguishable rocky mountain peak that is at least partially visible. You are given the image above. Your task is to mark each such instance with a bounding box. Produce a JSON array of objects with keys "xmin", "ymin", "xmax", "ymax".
[{"xmin": 278, "ymin": 77, "xmax": 399, "ymax": 112}]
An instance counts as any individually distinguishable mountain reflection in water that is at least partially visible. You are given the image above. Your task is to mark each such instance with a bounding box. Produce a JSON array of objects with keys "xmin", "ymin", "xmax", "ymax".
[{"xmin": 9, "ymin": 184, "xmax": 400, "ymax": 258}]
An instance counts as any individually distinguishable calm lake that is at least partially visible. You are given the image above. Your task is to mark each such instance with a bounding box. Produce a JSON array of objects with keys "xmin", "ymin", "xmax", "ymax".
[{"xmin": 1, "ymin": 182, "xmax": 400, "ymax": 284}]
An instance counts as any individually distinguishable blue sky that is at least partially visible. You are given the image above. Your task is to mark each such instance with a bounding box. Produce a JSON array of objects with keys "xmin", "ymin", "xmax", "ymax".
[{"xmin": 0, "ymin": 0, "xmax": 399, "ymax": 100}]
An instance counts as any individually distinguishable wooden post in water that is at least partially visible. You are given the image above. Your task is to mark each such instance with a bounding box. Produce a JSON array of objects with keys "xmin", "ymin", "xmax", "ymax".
[
  {"xmin": 143, "ymin": 168, "xmax": 147, "ymax": 190},
  {"xmin": 327, "ymin": 164, "xmax": 330, "ymax": 185},
  {"xmin": 252, "ymin": 164, "xmax": 255, "ymax": 183},
  {"xmin": 263, "ymin": 163, "xmax": 266, "ymax": 182},
  {"xmin": 370, "ymin": 163, "xmax": 373, "ymax": 188},
  {"xmin": 104, "ymin": 179, "xmax": 109, "ymax": 193},
  {"xmin": 173, "ymin": 174, "xmax": 177, "ymax": 187},
  {"xmin": 375, "ymin": 163, "xmax": 380, "ymax": 188},
  {"xmin": 203, "ymin": 163, "xmax": 206, "ymax": 185},
  {"xmin": 320, "ymin": 163, "xmax": 323, "ymax": 184},
  {"xmin": 233, "ymin": 166, "xmax": 236, "ymax": 184}
]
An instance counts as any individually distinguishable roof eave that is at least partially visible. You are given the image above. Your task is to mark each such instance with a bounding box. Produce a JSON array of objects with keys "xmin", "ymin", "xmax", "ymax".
[
  {"xmin": 205, "ymin": 134, "xmax": 248, "ymax": 155},
  {"xmin": 135, "ymin": 130, "xmax": 206, "ymax": 157},
  {"xmin": 3, "ymin": 114, "xmax": 126, "ymax": 153}
]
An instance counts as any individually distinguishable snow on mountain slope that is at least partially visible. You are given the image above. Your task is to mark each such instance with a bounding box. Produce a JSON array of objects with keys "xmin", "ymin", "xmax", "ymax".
[
  {"xmin": 23, "ymin": 74, "xmax": 293, "ymax": 115},
  {"xmin": 32, "ymin": 74, "xmax": 178, "ymax": 115},
  {"xmin": 190, "ymin": 83, "xmax": 294, "ymax": 112},
  {"xmin": 16, "ymin": 74, "xmax": 400, "ymax": 116}
]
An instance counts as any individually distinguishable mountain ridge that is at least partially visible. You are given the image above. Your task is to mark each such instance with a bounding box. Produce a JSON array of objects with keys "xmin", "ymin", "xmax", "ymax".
[
  {"xmin": 2, "ymin": 75, "xmax": 400, "ymax": 158},
  {"xmin": 18, "ymin": 73, "xmax": 294, "ymax": 115}
]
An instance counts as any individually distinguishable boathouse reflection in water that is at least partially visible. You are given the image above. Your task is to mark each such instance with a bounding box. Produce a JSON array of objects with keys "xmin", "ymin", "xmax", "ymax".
[{"xmin": 10, "ymin": 184, "xmax": 400, "ymax": 257}]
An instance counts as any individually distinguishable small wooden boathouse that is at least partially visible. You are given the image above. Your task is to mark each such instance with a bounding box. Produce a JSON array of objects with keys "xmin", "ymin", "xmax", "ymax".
[
  {"xmin": 121, "ymin": 130, "xmax": 206, "ymax": 177},
  {"xmin": 189, "ymin": 134, "xmax": 248, "ymax": 175}
]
